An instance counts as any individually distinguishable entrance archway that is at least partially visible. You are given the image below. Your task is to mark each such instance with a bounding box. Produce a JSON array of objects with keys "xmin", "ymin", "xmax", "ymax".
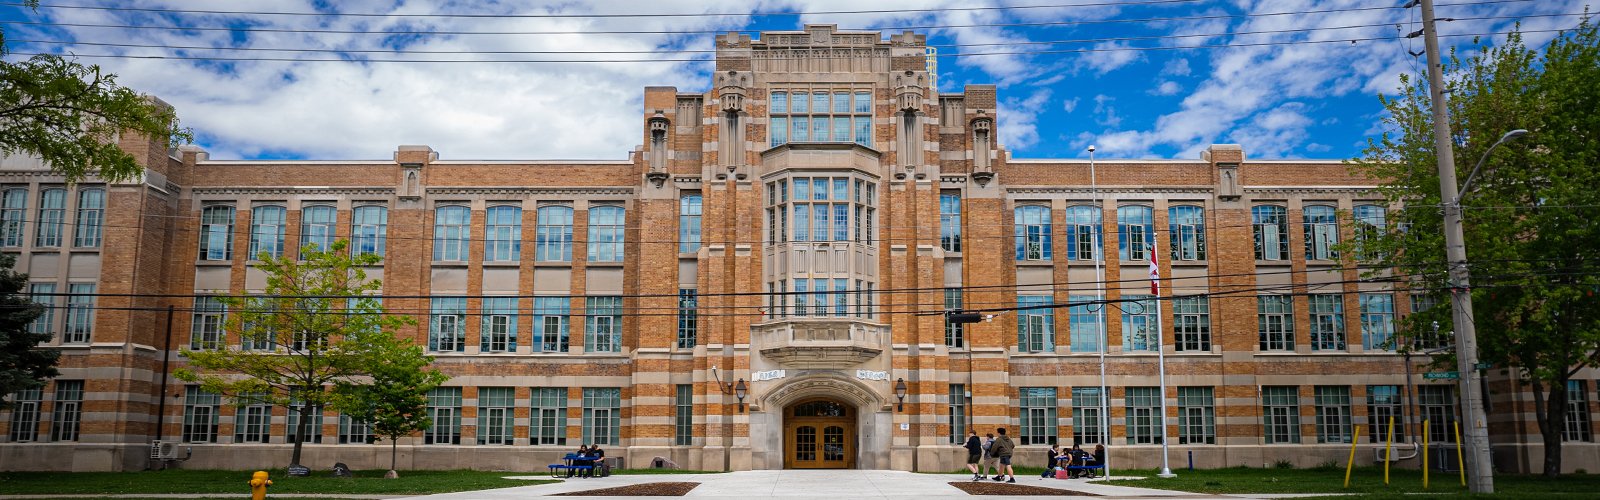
[{"xmin": 784, "ymin": 399, "xmax": 856, "ymax": 469}]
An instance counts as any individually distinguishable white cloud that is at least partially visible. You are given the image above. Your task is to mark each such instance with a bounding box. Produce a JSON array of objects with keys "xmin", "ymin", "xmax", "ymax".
[
  {"xmin": 1161, "ymin": 58, "xmax": 1192, "ymax": 77},
  {"xmin": 998, "ymin": 88, "xmax": 1051, "ymax": 150},
  {"xmin": 1092, "ymin": 94, "xmax": 1121, "ymax": 128},
  {"xmin": 1150, "ymin": 81, "xmax": 1182, "ymax": 96},
  {"xmin": 1076, "ymin": 41, "xmax": 1142, "ymax": 75},
  {"xmin": 1062, "ymin": 96, "xmax": 1080, "ymax": 113}
]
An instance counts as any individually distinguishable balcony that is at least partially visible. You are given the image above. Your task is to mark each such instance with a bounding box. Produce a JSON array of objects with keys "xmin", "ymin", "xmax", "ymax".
[{"xmin": 754, "ymin": 318, "xmax": 887, "ymax": 369}]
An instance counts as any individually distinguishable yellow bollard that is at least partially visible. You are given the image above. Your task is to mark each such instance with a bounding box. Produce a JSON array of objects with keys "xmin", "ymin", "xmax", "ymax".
[
  {"xmin": 249, "ymin": 470, "xmax": 272, "ymax": 500},
  {"xmin": 1384, "ymin": 415, "xmax": 1394, "ymax": 485},
  {"xmin": 1423, "ymin": 420, "xmax": 1430, "ymax": 489},
  {"xmin": 1455, "ymin": 421, "xmax": 1466, "ymax": 486},
  {"xmin": 1344, "ymin": 424, "xmax": 1362, "ymax": 488}
]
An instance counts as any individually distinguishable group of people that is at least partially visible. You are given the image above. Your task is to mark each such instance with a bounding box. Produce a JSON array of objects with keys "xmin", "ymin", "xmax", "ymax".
[
  {"xmin": 960, "ymin": 428, "xmax": 1106, "ymax": 482},
  {"xmin": 565, "ymin": 444, "xmax": 609, "ymax": 478}
]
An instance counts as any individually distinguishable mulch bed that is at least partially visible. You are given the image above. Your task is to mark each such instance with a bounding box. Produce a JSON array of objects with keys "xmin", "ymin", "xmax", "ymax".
[
  {"xmin": 948, "ymin": 481, "xmax": 1102, "ymax": 496},
  {"xmin": 554, "ymin": 481, "xmax": 701, "ymax": 496}
]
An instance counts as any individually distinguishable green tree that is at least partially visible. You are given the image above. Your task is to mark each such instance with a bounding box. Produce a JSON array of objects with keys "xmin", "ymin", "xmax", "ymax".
[
  {"xmin": 175, "ymin": 240, "xmax": 416, "ymax": 469},
  {"xmin": 0, "ymin": 253, "xmax": 55, "ymax": 409},
  {"xmin": 333, "ymin": 337, "xmax": 447, "ymax": 478},
  {"xmin": 1, "ymin": 0, "xmax": 191, "ymax": 183},
  {"xmin": 1349, "ymin": 22, "xmax": 1600, "ymax": 476}
]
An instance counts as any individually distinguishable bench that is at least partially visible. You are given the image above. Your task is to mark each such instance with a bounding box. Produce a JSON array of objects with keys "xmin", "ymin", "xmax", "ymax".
[
  {"xmin": 1063, "ymin": 464, "xmax": 1105, "ymax": 478},
  {"xmin": 548, "ymin": 464, "xmax": 595, "ymax": 478}
]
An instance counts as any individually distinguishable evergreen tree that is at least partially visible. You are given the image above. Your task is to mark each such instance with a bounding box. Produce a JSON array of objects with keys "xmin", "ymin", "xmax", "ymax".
[{"xmin": 0, "ymin": 253, "xmax": 56, "ymax": 409}]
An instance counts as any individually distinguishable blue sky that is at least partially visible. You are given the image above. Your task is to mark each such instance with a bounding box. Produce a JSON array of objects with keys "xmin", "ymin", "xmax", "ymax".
[{"xmin": 1, "ymin": 0, "xmax": 1593, "ymax": 161}]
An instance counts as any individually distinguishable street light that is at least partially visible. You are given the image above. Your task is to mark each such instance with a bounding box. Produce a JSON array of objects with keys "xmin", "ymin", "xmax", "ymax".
[
  {"xmin": 1457, "ymin": 129, "xmax": 1529, "ymax": 202},
  {"xmin": 894, "ymin": 378, "xmax": 909, "ymax": 412}
]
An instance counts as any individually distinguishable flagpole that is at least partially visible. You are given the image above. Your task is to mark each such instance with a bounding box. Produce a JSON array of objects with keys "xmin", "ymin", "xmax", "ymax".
[
  {"xmin": 1153, "ymin": 240, "xmax": 1176, "ymax": 478},
  {"xmin": 1089, "ymin": 145, "xmax": 1110, "ymax": 480}
]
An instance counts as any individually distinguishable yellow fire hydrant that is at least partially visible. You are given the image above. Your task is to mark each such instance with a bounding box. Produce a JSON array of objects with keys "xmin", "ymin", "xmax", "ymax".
[{"xmin": 249, "ymin": 470, "xmax": 272, "ymax": 500}]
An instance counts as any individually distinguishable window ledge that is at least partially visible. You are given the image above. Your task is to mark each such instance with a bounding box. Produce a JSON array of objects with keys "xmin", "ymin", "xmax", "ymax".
[
  {"xmin": 482, "ymin": 261, "xmax": 520, "ymax": 268},
  {"xmin": 431, "ymin": 261, "xmax": 469, "ymax": 268},
  {"xmin": 1016, "ymin": 260, "xmax": 1053, "ymax": 267},
  {"xmin": 195, "ymin": 260, "xmax": 232, "ymax": 267},
  {"xmin": 533, "ymin": 261, "xmax": 572, "ymax": 267},
  {"xmin": 586, "ymin": 261, "xmax": 626, "ymax": 268}
]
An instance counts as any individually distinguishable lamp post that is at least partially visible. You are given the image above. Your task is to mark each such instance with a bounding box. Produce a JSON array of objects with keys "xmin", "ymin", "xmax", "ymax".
[
  {"xmin": 895, "ymin": 378, "xmax": 909, "ymax": 412},
  {"xmin": 1089, "ymin": 144, "xmax": 1112, "ymax": 479},
  {"xmin": 734, "ymin": 379, "xmax": 747, "ymax": 413}
]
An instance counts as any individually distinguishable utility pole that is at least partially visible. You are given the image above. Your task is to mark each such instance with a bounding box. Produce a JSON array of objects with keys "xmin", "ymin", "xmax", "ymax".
[{"xmin": 1417, "ymin": 0, "xmax": 1494, "ymax": 492}]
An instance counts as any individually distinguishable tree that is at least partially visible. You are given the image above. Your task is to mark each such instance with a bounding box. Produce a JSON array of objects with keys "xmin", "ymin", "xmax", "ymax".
[
  {"xmin": 1, "ymin": 0, "xmax": 191, "ymax": 183},
  {"xmin": 332, "ymin": 336, "xmax": 447, "ymax": 479},
  {"xmin": 0, "ymin": 253, "xmax": 56, "ymax": 409},
  {"xmin": 175, "ymin": 240, "xmax": 417, "ymax": 469},
  {"xmin": 1349, "ymin": 21, "xmax": 1600, "ymax": 476}
]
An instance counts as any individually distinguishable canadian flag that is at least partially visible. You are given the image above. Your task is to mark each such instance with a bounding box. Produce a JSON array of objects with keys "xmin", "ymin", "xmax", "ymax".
[{"xmin": 1149, "ymin": 241, "xmax": 1160, "ymax": 296}]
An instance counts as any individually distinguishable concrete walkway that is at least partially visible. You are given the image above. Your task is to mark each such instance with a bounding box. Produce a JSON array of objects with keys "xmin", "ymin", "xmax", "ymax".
[{"xmin": 396, "ymin": 470, "xmax": 1232, "ymax": 499}]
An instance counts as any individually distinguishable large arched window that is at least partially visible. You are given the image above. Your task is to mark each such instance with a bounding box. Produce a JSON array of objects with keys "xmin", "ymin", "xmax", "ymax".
[
  {"xmin": 1303, "ymin": 205, "xmax": 1338, "ymax": 261},
  {"xmin": 1168, "ymin": 205, "xmax": 1206, "ymax": 261},
  {"xmin": 535, "ymin": 206, "xmax": 574, "ymax": 262},
  {"xmin": 1251, "ymin": 205, "xmax": 1288, "ymax": 261},
  {"xmin": 1117, "ymin": 205, "xmax": 1154, "ymax": 261},
  {"xmin": 248, "ymin": 205, "xmax": 286, "ymax": 259},
  {"xmin": 350, "ymin": 205, "xmax": 388, "ymax": 257},
  {"xmin": 1352, "ymin": 204, "xmax": 1386, "ymax": 259},
  {"xmin": 1064, "ymin": 205, "xmax": 1102, "ymax": 261},
  {"xmin": 0, "ymin": 188, "xmax": 26, "ymax": 247},
  {"xmin": 1014, "ymin": 205, "xmax": 1052, "ymax": 261},
  {"xmin": 198, "ymin": 205, "xmax": 235, "ymax": 261},
  {"xmin": 73, "ymin": 188, "xmax": 105, "ymax": 248},
  {"xmin": 485, "ymin": 205, "xmax": 522, "ymax": 262},
  {"xmin": 35, "ymin": 188, "xmax": 66, "ymax": 247},
  {"xmin": 299, "ymin": 205, "xmax": 336, "ymax": 254},
  {"xmin": 433, "ymin": 205, "xmax": 471, "ymax": 262},
  {"xmin": 587, "ymin": 205, "xmax": 626, "ymax": 262}
]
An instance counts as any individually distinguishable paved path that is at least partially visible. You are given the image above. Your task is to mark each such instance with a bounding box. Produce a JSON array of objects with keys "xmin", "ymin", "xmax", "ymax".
[{"xmin": 396, "ymin": 470, "xmax": 1233, "ymax": 499}]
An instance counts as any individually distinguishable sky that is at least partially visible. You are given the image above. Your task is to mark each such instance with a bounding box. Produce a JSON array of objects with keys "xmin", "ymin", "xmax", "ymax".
[{"xmin": 0, "ymin": 0, "xmax": 1593, "ymax": 161}]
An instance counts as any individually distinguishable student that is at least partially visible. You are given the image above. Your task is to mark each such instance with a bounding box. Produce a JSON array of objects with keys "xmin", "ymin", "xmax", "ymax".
[
  {"xmin": 975, "ymin": 433, "xmax": 998, "ymax": 481},
  {"xmin": 1041, "ymin": 444, "xmax": 1061, "ymax": 478},
  {"xmin": 1091, "ymin": 444, "xmax": 1107, "ymax": 478},
  {"xmin": 568, "ymin": 445, "xmax": 591, "ymax": 478},
  {"xmin": 962, "ymin": 430, "xmax": 983, "ymax": 481},
  {"xmin": 590, "ymin": 444, "xmax": 608, "ymax": 477},
  {"xmin": 990, "ymin": 427, "xmax": 1016, "ymax": 483}
]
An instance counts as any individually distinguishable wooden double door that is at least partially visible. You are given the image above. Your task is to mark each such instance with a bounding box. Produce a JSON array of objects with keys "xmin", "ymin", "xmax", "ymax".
[{"xmin": 784, "ymin": 400, "xmax": 855, "ymax": 469}]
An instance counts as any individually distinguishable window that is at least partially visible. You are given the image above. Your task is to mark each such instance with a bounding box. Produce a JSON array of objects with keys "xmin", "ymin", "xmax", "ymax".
[
  {"xmin": 675, "ymin": 384, "xmax": 694, "ymax": 445},
  {"xmin": 7, "ymin": 387, "xmax": 40, "ymax": 442},
  {"xmin": 1315, "ymin": 386, "xmax": 1353, "ymax": 443},
  {"xmin": 1262, "ymin": 386, "xmax": 1301, "ymax": 444},
  {"xmin": 478, "ymin": 387, "xmax": 515, "ymax": 445},
  {"xmin": 535, "ymin": 206, "xmax": 574, "ymax": 261},
  {"xmin": 27, "ymin": 284, "xmax": 55, "ymax": 337},
  {"xmin": 73, "ymin": 188, "xmax": 104, "ymax": 248},
  {"xmin": 1173, "ymin": 296, "xmax": 1210, "ymax": 352},
  {"xmin": 182, "ymin": 386, "xmax": 220, "ymax": 443},
  {"xmin": 248, "ymin": 205, "xmax": 286, "ymax": 259},
  {"xmin": 234, "ymin": 394, "xmax": 270, "ymax": 443},
  {"xmin": 299, "ymin": 205, "xmax": 336, "ymax": 254},
  {"xmin": 425, "ymin": 387, "xmax": 462, "ymax": 444},
  {"xmin": 939, "ymin": 193, "xmax": 961, "ymax": 252},
  {"xmin": 531, "ymin": 387, "xmax": 568, "ymax": 445},
  {"xmin": 680, "ymin": 194, "xmax": 702, "ymax": 253},
  {"xmin": 1302, "ymin": 205, "xmax": 1339, "ymax": 260},
  {"xmin": 338, "ymin": 414, "xmax": 372, "ymax": 444},
  {"xmin": 189, "ymin": 297, "xmax": 226, "ymax": 350},
  {"xmin": 944, "ymin": 288, "xmax": 964, "ymax": 348},
  {"xmin": 50, "ymin": 380, "xmax": 83, "ymax": 442},
  {"xmin": 1258, "ymin": 295, "xmax": 1295, "ymax": 351},
  {"xmin": 430, "ymin": 205, "xmax": 470, "ymax": 262},
  {"xmin": 587, "ymin": 206, "xmax": 625, "ymax": 262},
  {"xmin": 1014, "ymin": 205, "xmax": 1052, "ymax": 261},
  {"xmin": 1252, "ymin": 205, "xmax": 1288, "ymax": 261},
  {"xmin": 286, "ymin": 394, "xmax": 322, "ymax": 444},
  {"xmin": 1419, "ymin": 385, "xmax": 1457, "ymax": 443},
  {"xmin": 1065, "ymin": 206, "xmax": 1103, "ymax": 261},
  {"xmin": 1, "ymin": 188, "xmax": 26, "ymax": 247},
  {"xmin": 429, "ymin": 297, "xmax": 467, "ymax": 352},
  {"xmin": 1361, "ymin": 294, "xmax": 1396, "ymax": 351},
  {"xmin": 1168, "ymin": 205, "xmax": 1206, "ymax": 261},
  {"xmin": 1017, "ymin": 295, "xmax": 1055, "ymax": 353},
  {"xmin": 1564, "ymin": 380, "xmax": 1592, "ymax": 442},
  {"xmin": 1353, "ymin": 204, "xmax": 1386, "ymax": 259},
  {"xmin": 34, "ymin": 188, "xmax": 65, "ymax": 247},
  {"xmin": 1309, "ymin": 294, "xmax": 1345, "ymax": 351},
  {"xmin": 1019, "ymin": 387, "xmax": 1057, "ymax": 445},
  {"xmin": 948, "ymin": 384, "xmax": 967, "ymax": 444},
  {"xmin": 1121, "ymin": 294, "xmax": 1157, "ymax": 352},
  {"xmin": 1117, "ymin": 205, "xmax": 1154, "ymax": 261},
  {"xmin": 198, "ymin": 205, "xmax": 235, "ymax": 260},
  {"xmin": 1367, "ymin": 385, "xmax": 1406, "ymax": 443},
  {"xmin": 533, "ymin": 297, "xmax": 570, "ymax": 352},
  {"xmin": 351, "ymin": 205, "xmax": 388, "ymax": 257},
  {"xmin": 768, "ymin": 88, "xmax": 873, "ymax": 147},
  {"xmin": 774, "ymin": 177, "xmax": 872, "ymax": 245},
  {"xmin": 1126, "ymin": 387, "xmax": 1165, "ymax": 445},
  {"xmin": 582, "ymin": 387, "xmax": 621, "ymax": 445},
  {"xmin": 677, "ymin": 290, "xmax": 697, "ymax": 349},
  {"xmin": 1410, "ymin": 294, "xmax": 1449, "ymax": 350},
  {"xmin": 1068, "ymin": 296, "xmax": 1102, "ymax": 353},
  {"xmin": 1177, "ymin": 387, "xmax": 1215, "ymax": 444},
  {"xmin": 481, "ymin": 297, "xmax": 518, "ymax": 353},
  {"xmin": 62, "ymin": 283, "xmax": 94, "ymax": 344},
  {"xmin": 586, "ymin": 296, "xmax": 623, "ymax": 353},
  {"xmin": 1072, "ymin": 387, "xmax": 1104, "ymax": 445},
  {"xmin": 484, "ymin": 205, "xmax": 522, "ymax": 262}
]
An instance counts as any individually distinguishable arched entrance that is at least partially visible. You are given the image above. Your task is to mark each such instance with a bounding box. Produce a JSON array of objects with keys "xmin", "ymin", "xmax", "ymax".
[{"xmin": 783, "ymin": 399, "xmax": 856, "ymax": 469}]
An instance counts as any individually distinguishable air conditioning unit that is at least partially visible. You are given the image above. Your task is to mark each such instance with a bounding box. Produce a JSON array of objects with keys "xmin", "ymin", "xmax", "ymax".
[{"xmin": 150, "ymin": 441, "xmax": 180, "ymax": 460}]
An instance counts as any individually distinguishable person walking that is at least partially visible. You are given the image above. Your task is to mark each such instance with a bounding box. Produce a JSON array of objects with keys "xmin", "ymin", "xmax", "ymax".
[
  {"xmin": 976, "ymin": 433, "xmax": 998, "ymax": 481},
  {"xmin": 962, "ymin": 430, "xmax": 983, "ymax": 480},
  {"xmin": 990, "ymin": 427, "xmax": 1016, "ymax": 483}
]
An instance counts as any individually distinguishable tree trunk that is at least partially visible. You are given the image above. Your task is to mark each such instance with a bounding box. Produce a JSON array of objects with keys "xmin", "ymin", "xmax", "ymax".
[
  {"xmin": 290, "ymin": 404, "xmax": 310, "ymax": 467},
  {"xmin": 1540, "ymin": 376, "xmax": 1570, "ymax": 477},
  {"xmin": 391, "ymin": 436, "xmax": 399, "ymax": 473}
]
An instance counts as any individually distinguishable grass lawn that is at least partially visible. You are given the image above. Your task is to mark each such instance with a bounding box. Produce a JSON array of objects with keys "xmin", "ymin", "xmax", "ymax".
[
  {"xmin": 0, "ymin": 469, "xmax": 557, "ymax": 496},
  {"xmin": 1105, "ymin": 466, "xmax": 1600, "ymax": 498}
]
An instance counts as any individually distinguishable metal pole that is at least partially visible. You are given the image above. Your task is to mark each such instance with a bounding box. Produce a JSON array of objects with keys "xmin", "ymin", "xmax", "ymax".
[
  {"xmin": 1089, "ymin": 145, "xmax": 1111, "ymax": 478},
  {"xmin": 1154, "ymin": 241, "xmax": 1175, "ymax": 478},
  {"xmin": 1418, "ymin": 0, "xmax": 1493, "ymax": 492}
]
